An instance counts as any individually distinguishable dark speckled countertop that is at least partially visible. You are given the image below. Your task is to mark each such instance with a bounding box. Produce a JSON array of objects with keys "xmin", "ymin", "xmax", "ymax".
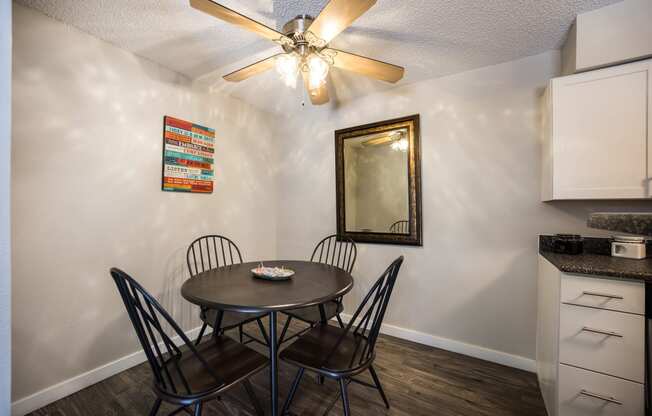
[
  {"xmin": 539, "ymin": 235, "xmax": 652, "ymax": 282},
  {"xmin": 587, "ymin": 212, "xmax": 652, "ymax": 236}
]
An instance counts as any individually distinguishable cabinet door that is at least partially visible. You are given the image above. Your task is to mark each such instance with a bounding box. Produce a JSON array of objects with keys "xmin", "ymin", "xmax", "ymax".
[{"xmin": 552, "ymin": 60, "xmax": 651, "ymax": 199}]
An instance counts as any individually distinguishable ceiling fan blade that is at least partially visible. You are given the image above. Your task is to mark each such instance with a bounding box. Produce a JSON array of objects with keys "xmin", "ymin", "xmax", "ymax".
[
  {"xmin": 330, "ymin": 49, "xmax": 404, "ymax": 83},
  {"xmin": 223, "ymin": 54, "xmax": 281, "ymax": 82},
  {"xmin": 308, "ymin": 0, "xmax": 376, "ymax": 44},
  {"xmin": 190, "ymin": 0, "xmax": 288, "ymax": 42},
  {"xmin": 302, "ymin": 72, "xmax": 330, "ymax": 105}
]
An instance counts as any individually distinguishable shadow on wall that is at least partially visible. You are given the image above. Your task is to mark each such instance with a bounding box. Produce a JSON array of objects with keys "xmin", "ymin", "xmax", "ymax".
[
  {"xmin": 100, "ymin": 246, "xmax": 201, "ymax": 368},
  {"xmin": 103, "ymin": 246, "xmax": 201, "ymax": 366},
  {"xmin": 161, "ymin": 246, "xmax": 202, "ymax": 333}
]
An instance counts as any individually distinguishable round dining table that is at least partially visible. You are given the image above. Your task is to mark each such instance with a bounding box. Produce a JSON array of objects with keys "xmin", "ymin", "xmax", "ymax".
[{"xmin": 180, "ymin": 260, "xmax": 354, "ymax": 416}]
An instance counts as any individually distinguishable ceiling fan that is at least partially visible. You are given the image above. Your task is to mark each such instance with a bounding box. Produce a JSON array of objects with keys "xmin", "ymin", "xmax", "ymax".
[{"xmin": 190, "ymin": 0, "xmax": 405, "ymax": 105}]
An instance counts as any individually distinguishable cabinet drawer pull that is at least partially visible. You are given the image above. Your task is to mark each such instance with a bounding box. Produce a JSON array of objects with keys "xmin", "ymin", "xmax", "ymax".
[
  {"xmin": 579, "ymin": 389, "xmax": 623, "ymax": 405},
  {"xmin": 580, "ymin": 326, "xmax": 623, "ymax": 338},
  {"xmin": 582, "ymin": 291, "xmax": 623, "ymax": 300}
]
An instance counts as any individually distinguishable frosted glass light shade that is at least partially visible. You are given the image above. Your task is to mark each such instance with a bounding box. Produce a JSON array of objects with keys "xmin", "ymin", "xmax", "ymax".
[{"xmin": 275, "ymin": 53, "xmax": 299, "ymax": 88}]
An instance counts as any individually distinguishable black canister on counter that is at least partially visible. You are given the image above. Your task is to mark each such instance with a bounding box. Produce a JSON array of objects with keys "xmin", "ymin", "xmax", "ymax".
[{"xmin": 552, "ymin": 234, "xmax": 584, "ymax": 255}]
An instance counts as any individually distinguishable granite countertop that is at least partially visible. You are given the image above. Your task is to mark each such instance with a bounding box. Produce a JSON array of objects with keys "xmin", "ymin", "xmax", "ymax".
[
  {"xmin": 539, "ymin": 235, "xmax": 652, "ymax": 282},
  {"xmin": 587, "ymin": 212, "xmax": 652, "ymax": 236}
]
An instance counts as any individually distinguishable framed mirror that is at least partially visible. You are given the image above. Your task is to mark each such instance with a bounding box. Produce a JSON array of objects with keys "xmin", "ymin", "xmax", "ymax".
[{"xmin": 335, "ymin": 114, "xmax": 422, "ymax": 246}]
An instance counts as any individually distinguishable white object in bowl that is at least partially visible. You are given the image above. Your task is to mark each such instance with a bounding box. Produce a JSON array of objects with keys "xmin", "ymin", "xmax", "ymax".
[{"xmin": 251, "ymin": 266, "xmax": 295, "ymax": 280}]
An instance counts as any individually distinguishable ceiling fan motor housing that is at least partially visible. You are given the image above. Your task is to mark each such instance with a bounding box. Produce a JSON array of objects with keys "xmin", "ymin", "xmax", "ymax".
[
  {"xmin": 281, "ymin": 15, "xmax": 317, "ymax": 55},
  {"xmin": 282, "ymin": 15, "xmax": 314, "ymax": 36}
]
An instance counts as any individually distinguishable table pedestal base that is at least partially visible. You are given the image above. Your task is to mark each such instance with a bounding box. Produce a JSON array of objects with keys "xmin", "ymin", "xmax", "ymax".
[{"xmin": 269, "ymin": 311, "xmax": 278, "ymax": 416}]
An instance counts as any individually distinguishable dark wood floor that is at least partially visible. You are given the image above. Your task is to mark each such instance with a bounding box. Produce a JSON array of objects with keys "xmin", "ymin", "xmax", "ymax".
[{"xmin": 29, "ymin": 318, "xmax": 547, "ymax": 416}]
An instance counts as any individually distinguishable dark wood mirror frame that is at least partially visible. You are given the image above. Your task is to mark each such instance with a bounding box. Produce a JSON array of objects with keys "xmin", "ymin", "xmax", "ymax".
[{"xmin": 335, "ymin": 114, "xmax": 422, "ymax": 246}]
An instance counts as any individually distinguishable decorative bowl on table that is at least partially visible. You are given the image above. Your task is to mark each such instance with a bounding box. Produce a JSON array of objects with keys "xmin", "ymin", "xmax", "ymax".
[{"xmin": 251, "ymin": 264, "xmax": 294, "ymax": 281}]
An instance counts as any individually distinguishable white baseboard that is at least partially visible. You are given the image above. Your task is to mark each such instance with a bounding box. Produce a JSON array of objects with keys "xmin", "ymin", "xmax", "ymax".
[
  {"xmin": 338, "ymin": 313, "xmax": 536, "ymax": 373},
  {"xmin": 11, "ymin": 325, "xmax": 210, "ymax": 416}
]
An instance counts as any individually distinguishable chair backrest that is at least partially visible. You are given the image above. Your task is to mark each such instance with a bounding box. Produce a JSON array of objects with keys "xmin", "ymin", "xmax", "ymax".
[
  {"xmin": 110, "ymin": 268, "xmax": 222, "ymax": 396},
  {"xmin": 322, "ymin": 256, "xmax": 403, "ymax": 371},
  {"xmin": 186, "ymin": 235, "xmax": 243, "ymax": 277},
  {"xmin": 388, "ymin": 220, "xmax": 409, "ymax": 234},
  {"xmin": 310, "ymin": 234, "xmax": 357, "ymax": 274}
]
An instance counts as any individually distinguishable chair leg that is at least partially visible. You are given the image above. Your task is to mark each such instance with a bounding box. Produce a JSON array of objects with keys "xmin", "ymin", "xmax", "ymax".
[
  {"xmin": 256, "ymin": 318, "xmax": 270, "ymax": 346},
  {"xmin": 339, "ymin": 378, "xmax": 351, "ymax": 416},
  {"xmin": 369, "ymin": 365, "xmax": 390, "ymax": 409},
  {"xmin": 239, "ymin": 324, "xmax": 244, "ymax": 343},
  {"xmin": 194, "ymin": 401, "xmax": 202, "ymax": 416},
  {"xmin": 195, "ymin": 323, "xmax": 208, "ymax": 345},
  {"xmin": 278, "ymin": 316, "xmax": 292, "ymax": 345},
  {"xmin": 212, "ymin": 310, "xmax": 224, "ymax": 339},
  {"xmin": 281, "ymin": 367, "xmax": 305, "ymax": 415},
  {"xmin": 336, "ymin": 314, "xmax": 345, "ymax": 328},
  {"xmin": 243, "ymin": 379, "xmax": 264, "ymax": 416},
  {"xmin": 149, "ymin": 398, "xmax": 162, "ymax": 416}
]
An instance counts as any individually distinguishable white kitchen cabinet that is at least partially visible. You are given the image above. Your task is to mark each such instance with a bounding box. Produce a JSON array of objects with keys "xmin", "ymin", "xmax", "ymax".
[
  {"xmin": 561, "ymin": 0, "xmax": 652, "ymax": 75},
  {"xmin": 537, "ymin": 255, "xmax": 646, "ymax": 416},
  {"xmin": 541, "ymin": 59, "xmax": 652, "ymax": 200}
]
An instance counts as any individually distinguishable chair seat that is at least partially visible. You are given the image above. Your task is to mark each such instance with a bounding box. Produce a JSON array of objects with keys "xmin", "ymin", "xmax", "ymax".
[
  {"xmin": 201, "ymin": 308, "xmax": 266, "ymax": 330},
  {"xmin": 283, "ymin": 300, "xmax": 343, "ymax": 324},
  {"xmin": 162, "ymin": 336, "xmax": 268, "ymax": 397},
  {"xmin": 280, "ymin": 324, "xmax": 370, "ymax": 374}
]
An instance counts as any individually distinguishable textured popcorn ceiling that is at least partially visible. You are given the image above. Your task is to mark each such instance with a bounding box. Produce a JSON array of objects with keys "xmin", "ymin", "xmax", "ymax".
[{"xmin": 18, "ymin": 0, "xmax": 620, "ymax": 111}]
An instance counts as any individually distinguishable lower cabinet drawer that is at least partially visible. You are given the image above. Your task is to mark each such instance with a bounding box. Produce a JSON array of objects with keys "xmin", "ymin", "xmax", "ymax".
[
  {"xmin": 559, "ymin": 304, "xmax": 645, "ymax": 382},
  {"xmin": 561, "ymin": 273, "xmax": 645, "ymax": 315},
  {"xmin": 559, "ymin": 364, "xmax": 644, "ymax": 416}
]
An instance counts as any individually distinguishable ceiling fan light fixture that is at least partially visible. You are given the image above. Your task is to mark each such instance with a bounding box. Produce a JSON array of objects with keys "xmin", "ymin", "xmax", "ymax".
[
  {"xmin": 307, "ymin": 53, "xmax": 330, "ymax": 90},
  {"xmin": 275, "ymin": 53, "xmax": 300, "ymax": 88}
]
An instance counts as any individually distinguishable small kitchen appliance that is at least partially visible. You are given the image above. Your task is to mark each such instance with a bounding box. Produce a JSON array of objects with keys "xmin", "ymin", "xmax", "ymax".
[{"xmin": 611, "ymin": 236, "xmax": 650, "ymax": 260}]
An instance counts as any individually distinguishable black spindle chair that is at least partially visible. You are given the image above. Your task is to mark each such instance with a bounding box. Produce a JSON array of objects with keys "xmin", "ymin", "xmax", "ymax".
[
  {"xmin": 187, "ymin": 235, "xmax": 269, "ymax": 346},
  {"xmin": 278, "ymin": 234, "xmax": 357, "ymax": 346},
  {"xmin": 109, "ymin": 268, "xmax": 267, "ymax": 416},
  {"xmin": 280, "ymin": 256, "xmax": 404, "ymax": 415},
  {"xmin": 388, "ymin": 220, "xmax": 409, "ymax": 234}
]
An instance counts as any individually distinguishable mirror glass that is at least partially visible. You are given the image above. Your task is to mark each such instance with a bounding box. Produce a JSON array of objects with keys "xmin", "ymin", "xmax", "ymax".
[{"xmin": 343, "ymin": 128, "xmax": 410, "ymax": 234}]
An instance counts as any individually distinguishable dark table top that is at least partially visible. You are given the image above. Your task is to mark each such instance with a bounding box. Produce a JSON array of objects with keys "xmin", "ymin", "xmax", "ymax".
[{"xmin": 181, "ymin": 260, "xmax": 354, "ymax": 313}]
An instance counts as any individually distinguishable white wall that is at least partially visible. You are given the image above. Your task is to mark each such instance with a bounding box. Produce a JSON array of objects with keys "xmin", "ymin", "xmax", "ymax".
[
  {"xmin": 276, "ymin": 50, "xmax": 652, "ymax": 365},
  {"xmin": 1, "ymin": 1, "xmax": 12, "ymax": 415},
  {"xmin": 11, "ymin": 3, "xmax": 278, "ymax": 410}
]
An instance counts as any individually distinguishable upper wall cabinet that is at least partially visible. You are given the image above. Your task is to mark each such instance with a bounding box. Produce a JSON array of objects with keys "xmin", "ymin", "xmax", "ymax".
[
  {"xmin": 541, "ymin": 59, "xmax": 652, "ymax": 201},
  {"xmin": 561, "ymin": 0, "xmax": 652, "ymax": 75}
]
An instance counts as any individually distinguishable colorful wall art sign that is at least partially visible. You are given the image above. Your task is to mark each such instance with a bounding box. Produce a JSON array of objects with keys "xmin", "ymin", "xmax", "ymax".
[{"xmin": 162, "ymin": 116, "xmax": 214, "ymax": 193}]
